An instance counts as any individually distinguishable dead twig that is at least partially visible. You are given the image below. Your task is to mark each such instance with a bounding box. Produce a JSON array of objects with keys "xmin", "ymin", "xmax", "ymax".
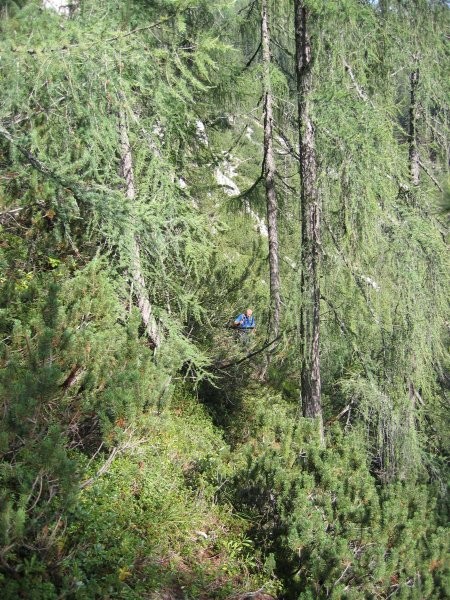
[
  {"xmin": 418, "ymin": 159, "xmax": 444, "ymax": 192},
  {"xmin": 79, "ymin": 431, "xmax": 139, "ymax": 490},
  {"xmin": 214, "ymin": 329, "xmax": 292, "ymax": 370},
  {"xmin": 0, "ymin": 207, "xmax": 23, "ymax": 224},
  {"xmin": 343, "ymin": 59, "xmax": 373, "ymax": 106}
]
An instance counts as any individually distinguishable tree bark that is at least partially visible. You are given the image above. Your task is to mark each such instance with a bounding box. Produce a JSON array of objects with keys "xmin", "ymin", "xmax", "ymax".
[
  {"xmin": 42, "ymin": 1, "xmax": 78, "ymax": 17},
  {"xmin": 261, "ymin": 0, "xmax": 281, "ymax": 339},
  {"xmin": 294, "ymin": 1, "xmax": 323, "ymax": 437},
  {"xmin": 119, "ymin": 108, "xmax": 161, "ymax": 348},
  {"xmin": 409, "ymin": 66, "xmax": 420, "ymax": 186}
]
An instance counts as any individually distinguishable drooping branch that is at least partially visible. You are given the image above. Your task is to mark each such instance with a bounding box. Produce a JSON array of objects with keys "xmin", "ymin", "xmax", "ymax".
[
  {"xmin": 232, "ymin": 171, "xmax": 264, "ymax": 201},
  {"xmin": 243, "ymin": 40, "xmax": 262, "ymax": 72},
  {"xmin": 238, "ymin": 0, "xmax": 259, "ymax": 19},
  {"xmin": 321, "ymin": 295, "xmax": 368, "ymax": 376},
  {"xmin": 13, "ymin": 10, "xmax": 190, "ymax": 54},
  {"xmin": 0, "ymin": 125, "xmax": 85, "ymax": 203},
  {"xmin": 323, "ymin": 215, "xmax": 379, "ymax": 323},
  {"xmin": 213, "ymin": 330, "xmax": 289, "ymax": 371}
]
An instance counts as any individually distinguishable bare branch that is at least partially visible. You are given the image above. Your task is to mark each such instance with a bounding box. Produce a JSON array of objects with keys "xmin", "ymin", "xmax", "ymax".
[
  {"xmin": 419, "ymin": 159, "xmax": 444, "ymax": 192},
  {"xmin": 214, "ymin": 329, "xmax": 292, "ymax": 371},
  {"xmin": 79, "ymin": 436, "xmax": 138, "ymax": 490},
  {"xmin": 243, "ymin": 41, "xmax": 262, "ymax": 71},
  {"xmin": 333, "ymin": 563, "xmax": 352, "ymax": 587},
  {"xmin": 0, "ymin": 207, "xmax": 23, "ymax": 224},
  {"xmin": 343, "ymin": 60, "xmax": 373, "ymax": 106}
]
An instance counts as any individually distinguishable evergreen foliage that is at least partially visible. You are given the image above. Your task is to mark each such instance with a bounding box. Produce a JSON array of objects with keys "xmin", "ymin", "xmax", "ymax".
[{"xmin": 0, "ymin": 0, "xmax": 448, "ymax": 598}]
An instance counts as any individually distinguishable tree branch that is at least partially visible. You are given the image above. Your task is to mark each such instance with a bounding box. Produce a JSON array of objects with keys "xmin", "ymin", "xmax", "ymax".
[
  {"xmin": 323, "ymin": 215, "xmax": 379, "ymax": 323},
  {"xmin": 243, "ymin": 41, "xmax": 262, "ymax": 71},
  {"xmin": 238, "ymin": 0, "xmax": 259, "ymax": 18},
  {"xmin": 214, "ymin": 329, "xmax": 292, "ymax": 370},
  {"xmin": 79, "ymin": 447, "xmax": 119, "ymax": 490},
  {"xmin": 0, "ymin": 207, "xmax": 23, "ymax": 224},
  {"xmin": 343, "ymin": 59, "xmax": 373, "ymax": 106},
  {"xmin": 320, "ymin": 295, "xmax": 368, "ymax": 375},
  {"xmin": 0, "ymin": 126, "xmax": 85, "ymax": 203},
  {"xmin": 274, "ymin": 127, "xmax": 300, "ymax": 160},
  {"xmin": 419, "ymin": 159, "xmax": 444, "ymax": 192},
  {"xmin": 232, "ymin": 172, "xmax": 264, "ymax": 201},
  {"xmin": 12, "ymin": 11, "xmax": 188, "ymax": 54},
  {"xmin": 79, "ymin": 435, "xmax": 137, "ymax": 490}
]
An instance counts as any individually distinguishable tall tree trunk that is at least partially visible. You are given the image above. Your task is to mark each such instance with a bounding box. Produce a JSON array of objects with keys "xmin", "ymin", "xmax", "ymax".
[
  {"xmin": 407, "ymin": 67, "xmax": 420, "ymax": 416},
  {"xmin": 409, "ymin": 66, "xmax": 420, "ymax": 186},
  {"xmin": 294, "ymin": 0, "xmax": 323, "ymax": 438},
  {"xmin": 119, "ymin": 108, "xmax": 161, "ymax": 348},
  {"xmin": 261, "ymin": 0, "xmax": 281, "ymax": 340}
]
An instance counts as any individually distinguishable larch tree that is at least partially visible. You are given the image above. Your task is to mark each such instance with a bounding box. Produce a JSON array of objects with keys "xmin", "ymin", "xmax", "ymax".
[
  {"xmin": 294, "ymin": 0, "xmax": 322, "ymax": 435},
  {"xmin": 261, "ymin": 0, "xmax": 281, "ymax": 340},
  {"xmin": 0, "ymin": 1, "xmax": 448, "ymax": 596}
]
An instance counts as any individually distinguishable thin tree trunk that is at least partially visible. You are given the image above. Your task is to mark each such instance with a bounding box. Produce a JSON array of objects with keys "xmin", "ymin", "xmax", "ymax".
[
  {"xmin": 379, "ymin": 0, "xmax": 389, "ymax": 16},
  {"xmin": 42, "ymin": 1, "xmax": 78, "ymax": 17},
  {"xmin": 261, "ymin": 0, "xmax": 281, "ymax": 340},
  {"xmin": 409, "ymin": 66, "xmax": 420, "ymax": 186},
  {"xmin": 119, "ymin": 108, "xmax": 161, "ymax": 348},
  {"xmin": 294, "ymin": 0, "xmax": 323, "ymax": 438}
]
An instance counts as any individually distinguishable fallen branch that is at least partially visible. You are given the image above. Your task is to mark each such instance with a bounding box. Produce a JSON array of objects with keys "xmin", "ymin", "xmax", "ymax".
[
  {"xmin": 79, "ymin": 435, "xmax": 138, "ymax": 490},
  {"xmin": 234, "ymin": 587, "xmax": 275, "ymax": 600},
  {"xmin": 0, "ymin": 207, "xmax": 23, "ymax": 224},
  {"xmin": 333, "ymin": 563, "xmax": 352, "ymax": 587},
  {"xmin": 79, "ymin": 446, "xmax": 119, "ymax": 490},
  {"xmin": 61, "ymin": 365, "xmax": 85, "ymax": 389},
  {"xmin": 214, "ymin": 329, "xmax": 292, "ymax": 370}
]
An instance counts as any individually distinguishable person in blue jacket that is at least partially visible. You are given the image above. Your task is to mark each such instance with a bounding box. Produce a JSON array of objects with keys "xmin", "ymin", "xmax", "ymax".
[{"xmin": 233, "ymin": 308, "xmax": 255, "ymax": 346}]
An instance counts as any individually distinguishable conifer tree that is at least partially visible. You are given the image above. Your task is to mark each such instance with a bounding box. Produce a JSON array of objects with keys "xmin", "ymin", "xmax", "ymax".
[
  {"xmin": 0, "ymin": 1, "xmax": 448, "ymax": 596},
  {"xmin": 261, "ymin": 0, "xmax": 281, "ymax": 340},
  {"xmin": 294, "ymin": 0, "xmax": 323, "ymax": 436}
]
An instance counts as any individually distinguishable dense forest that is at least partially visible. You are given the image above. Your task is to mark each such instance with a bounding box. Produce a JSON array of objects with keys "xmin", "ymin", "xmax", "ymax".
[{"xmin": 0, "ymin": 1, "xmax": 449, "ymax": 598}]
